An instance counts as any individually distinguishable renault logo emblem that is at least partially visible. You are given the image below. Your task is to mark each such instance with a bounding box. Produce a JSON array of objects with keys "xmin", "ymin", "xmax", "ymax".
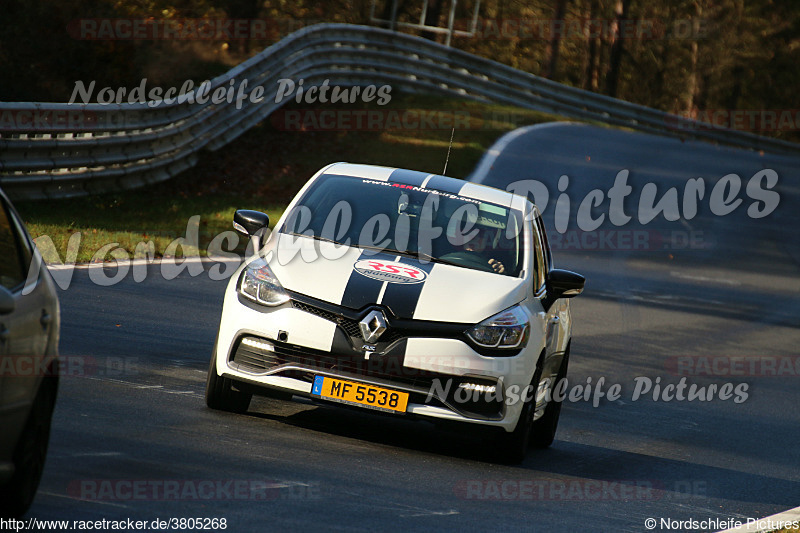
[{"xmin": 359, "ymin": 310, "xmax": 387, "ymax": 343}]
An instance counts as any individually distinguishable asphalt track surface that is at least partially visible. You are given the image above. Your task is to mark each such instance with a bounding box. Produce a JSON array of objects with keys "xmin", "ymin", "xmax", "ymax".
[{"xmin": 27, "ymin": 123, "xmax": 800, "ymax": 532}]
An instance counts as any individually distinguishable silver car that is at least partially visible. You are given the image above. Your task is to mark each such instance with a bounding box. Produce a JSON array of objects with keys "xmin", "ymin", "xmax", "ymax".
[{"xmin": 0, "ymin": 189, "xmax": 60, "ymax": 518}]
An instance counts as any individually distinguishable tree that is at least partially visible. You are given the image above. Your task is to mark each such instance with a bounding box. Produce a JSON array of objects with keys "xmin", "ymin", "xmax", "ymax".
[
  {"xmin": 604, "ymin": 0, "xmax": 630, "ymax": 97},
  {"xmin": 542, "ymin": 0, "xmax": 570, "ymax": 79}
]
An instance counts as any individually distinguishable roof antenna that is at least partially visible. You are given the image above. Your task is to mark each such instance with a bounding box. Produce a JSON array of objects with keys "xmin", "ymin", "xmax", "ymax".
[{"xmin": 442, "ymin": 127, "xmax": 455, "ymax": 175}]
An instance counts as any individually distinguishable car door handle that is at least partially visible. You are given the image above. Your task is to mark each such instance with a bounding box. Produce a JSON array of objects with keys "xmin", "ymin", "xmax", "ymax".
[
  {"xmin": 550, "ymin": 316, "xmax": 560, "ymax": 323},
  {"xmin": 40, "ymin": 311, "xmax": 51, "ymax": 327}
]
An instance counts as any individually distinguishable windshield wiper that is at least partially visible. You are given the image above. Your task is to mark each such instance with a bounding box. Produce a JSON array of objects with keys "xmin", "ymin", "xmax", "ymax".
[
  {"xmin": 285, "ymin": 232, "xmax": 346, "ymax": 246},
  {"xmin": 359, "ymin": 245, "xmax": 463, "ymax": 268}
]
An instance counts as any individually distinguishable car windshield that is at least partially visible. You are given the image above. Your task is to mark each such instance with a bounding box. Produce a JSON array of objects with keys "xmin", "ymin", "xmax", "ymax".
[{"xmin": 279, "ymin": 175, "xmax": 525, "ymax": 277}]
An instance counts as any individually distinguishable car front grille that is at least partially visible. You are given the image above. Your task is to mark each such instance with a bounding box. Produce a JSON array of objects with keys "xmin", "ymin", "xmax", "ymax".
[
  {"xmin": 291, "ymin": 299, "xmax": 404, "ymax": 344},
  {"xmin": 231, "ymin": 335, "xmax": 442, "ymax": 389},
  {"xmin": 291, "ymin": 300, "xmax": 363, "ymax": 338}
]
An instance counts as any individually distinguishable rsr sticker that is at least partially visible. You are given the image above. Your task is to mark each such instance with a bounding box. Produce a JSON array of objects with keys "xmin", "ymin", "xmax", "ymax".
[{"xmin": 353, "ymin": 259, "xmax": 427, "ymax": 284}]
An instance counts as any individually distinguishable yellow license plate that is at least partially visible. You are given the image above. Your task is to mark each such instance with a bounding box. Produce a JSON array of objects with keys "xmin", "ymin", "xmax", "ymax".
[{"xmin": 311, "ymin": 376, "xmax": 408, "ymax": 413}]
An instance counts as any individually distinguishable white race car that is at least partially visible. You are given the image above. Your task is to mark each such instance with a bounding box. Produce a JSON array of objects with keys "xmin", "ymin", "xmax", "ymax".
[{"xmin": 206, "ymin": 163, "xmax": 584, "ymax": 463}]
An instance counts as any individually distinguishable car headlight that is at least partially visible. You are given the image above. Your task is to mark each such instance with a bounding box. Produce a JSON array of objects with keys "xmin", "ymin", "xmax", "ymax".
[
  {"xmin": 466, "ymin": 305, "xmax": 529, "ymax": 349},
  {"xmin": 238, "ymin": 257, "xmax": 290, "ymax": 306}
]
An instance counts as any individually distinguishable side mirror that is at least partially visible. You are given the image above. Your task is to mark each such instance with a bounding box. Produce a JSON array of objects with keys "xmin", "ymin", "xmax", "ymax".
[
  {"xmin": 233, "ymin": 210, "xmax": 270, "ymax": 236},
  {"xmin": 547, "ymin": 269, "xmax": 585, "ymax": 299},
  {"xmin": 0, "ymin": 285, "xmax": 15, "ymax": 314},
  {"xmin": 234, "ymin": 210, "xmax": 270, "ymax": 255}
]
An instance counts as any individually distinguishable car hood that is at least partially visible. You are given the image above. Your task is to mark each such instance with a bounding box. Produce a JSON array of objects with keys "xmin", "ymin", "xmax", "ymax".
[{"xmin": 267, "ymin": 237, "xmax": 527, "ymax": 323}]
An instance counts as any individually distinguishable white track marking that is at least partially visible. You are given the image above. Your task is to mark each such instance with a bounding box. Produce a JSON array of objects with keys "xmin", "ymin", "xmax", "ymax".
[{"xmin": 38, "ymin": 491, "xmax": 130, "ymax": 509}]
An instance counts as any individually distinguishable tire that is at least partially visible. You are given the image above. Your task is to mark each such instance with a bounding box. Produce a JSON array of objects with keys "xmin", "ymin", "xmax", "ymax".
[
  {"xmin": 0, "ymin": 377, "xmax": 57, "ymax": 518},
  {"xmin": 530, "ymin": 343, "xmax": 570, "ymax": 449},
  {"xmin": 205, "ymin": 342, "xmax": 251, "ymax": 414},
  {"xmin": 492, "ymin": 359, "xmax": 544, "ymax": 465}
]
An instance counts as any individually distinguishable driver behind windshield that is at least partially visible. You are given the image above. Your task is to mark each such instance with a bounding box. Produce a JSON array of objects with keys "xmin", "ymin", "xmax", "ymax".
[
  {"xmin": 451, "ymin": 223, "xmax": 508, "ymax": 274},
  {"xmin": 467, "ymin": 225, "xmax": 507, "ymax": 273}
]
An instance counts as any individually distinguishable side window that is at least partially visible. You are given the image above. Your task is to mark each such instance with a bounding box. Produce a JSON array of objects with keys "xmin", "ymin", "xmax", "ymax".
[
  {"xmin": 536, "ymin": 216, "xmax": 553, "ymax": 272},
  {"xmin": 532, "ymin": 220, "xmax": 546, "ymax": 295},
  {"xmin": 0, "ymin": 201, "xmax": 28, "ymax": 290}
]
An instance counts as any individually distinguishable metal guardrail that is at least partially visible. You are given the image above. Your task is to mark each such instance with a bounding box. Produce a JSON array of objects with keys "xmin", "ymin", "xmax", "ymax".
[{"xmin": 1, "ymin": 23, "xmax": 797, "ymax": 200}]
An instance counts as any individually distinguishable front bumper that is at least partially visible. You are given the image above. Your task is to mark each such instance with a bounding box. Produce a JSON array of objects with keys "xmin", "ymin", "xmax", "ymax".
[{"xmin": 215, "ymin": 288, "xmax": 538, "ymax": 432}]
